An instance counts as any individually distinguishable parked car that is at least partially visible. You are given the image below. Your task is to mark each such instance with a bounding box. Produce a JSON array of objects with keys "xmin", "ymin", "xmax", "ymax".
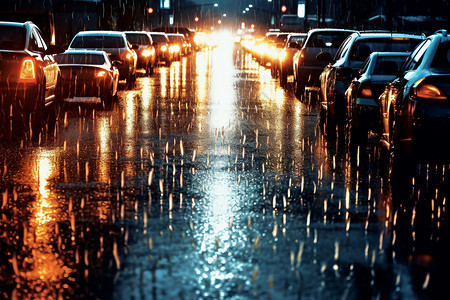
[
  {"xmin": 379, "ymin": 29, "xmax": 450, "ymax": 156},
  {"xmin": 124, "ymin": 31, "xmax": 156, "ymax": 76},
  {"xmin": 320, "ymin": 31, "xmax": 423, "ymax": 127},
  {"xmin": 268, "ymin": 32, "xmax": 291, "ymax": 78},
  {"xmin": 148, "ymin": 32, "xmax": 171, "ymax": 65},
  {"xmin": 345, "ymin": 52, "xmax": 409, "ymax": 140},
  {"xmin": 292, "ymin": 28, "xmax": 356, "ymax": 98},
  {"xmin": 278, "ymin": 33, "xmax": 307, "ymax": 87},
  {"xmin": 68, "ymin": 31, "xmax": 137, "ymax": 88},
  {"xmin": 54, "ymin": 50, "xmax": 119, "ymax": 108},
  {"xmin": 0, "ymin": 21, "xmax": 63, "ymax": 135},
  {"xmin": 153, "ymin": 26, "xmax": 195, "ymax": 53}
]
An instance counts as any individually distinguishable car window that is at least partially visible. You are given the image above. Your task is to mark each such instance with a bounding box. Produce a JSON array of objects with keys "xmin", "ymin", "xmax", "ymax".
[
  {"xmin": 55, "ymin": 53, "xmax": 106, "ymax": 65},
  {"xmin": 126, "ymin": 33, "xmax": 150, "ymax": 45},
  {"xmin": 71, "ymin": 35, "xmax": 125, "ymax": 48},
  {"xmin": 358, "ymin": 56, "xmax": 371, "ymax": 75},
  {"xmin": 333, "ymin": 35, "xmax": 353, "ymax": 61},
  {"xmin": 431, "ymin": 41, "xmax": 450, "ymax": 70},
  {"xmin": 289, "ymin": 35, "xmax": 305, "ymax": 44},
  {"xmin": 402, "ymin": 39, "xmax": 431, "ymax": 71},
  {"xmin": 0, "ymin": 25, "xmax": 26, "ymax": 50},
  {"xmin": 373, "ymin": 56, "xmax": 408, "ymax": 75},
  {"xmin": 349, "ymin": 38, "xmax": 421, "ymax": 62},
  {"xmin": 29, "ymin": 29, "xmax": 45, "ymax": 52},
  {"xmin": 150, "ymin": 34, "xmax": 169, "ymax": 43},
  {"xmin": 306, "ymin": 31, "xmax": 351, "ymax": 49}
]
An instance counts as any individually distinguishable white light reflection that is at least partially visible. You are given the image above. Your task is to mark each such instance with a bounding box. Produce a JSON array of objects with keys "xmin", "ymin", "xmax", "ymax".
[{"xmin": 209, "ymin": 31, "xmax": 237, "ymax": 130}]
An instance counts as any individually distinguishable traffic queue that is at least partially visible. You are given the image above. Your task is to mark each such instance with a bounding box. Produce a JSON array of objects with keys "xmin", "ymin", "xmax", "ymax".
[
  {"xmin": 0, "ymin": 21, "xmax": 208, "ymax": 138},
  {"xmin": 240, "ymin": 28, "xmax": 450, "ymax": 159}
]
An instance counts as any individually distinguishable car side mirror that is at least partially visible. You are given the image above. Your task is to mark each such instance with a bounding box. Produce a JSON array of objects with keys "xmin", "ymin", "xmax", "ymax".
[
  {"xmin": 46, "ymin": 44, "xmax": 65, "ymax": 55},
  {"xmin": 316, "ymin": 51, "xmax": 331, "ymax": 62}
]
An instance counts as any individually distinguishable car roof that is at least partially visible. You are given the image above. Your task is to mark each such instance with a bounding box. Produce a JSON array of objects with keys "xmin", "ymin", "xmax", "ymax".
[
  {"xmin": 62, "ymin": 49, "xmax": 107, "ymax": 55},
  {"xmin": 308, "ymin": 28, "xmax": 356, "ymax": 34},
  {"xmin": 0, "ymin": 21, "xmax": 28, "ymax": 27},
  {"xmin": 124, "ymin": 31, "xmax": 149, "ymax": 35},
  {"xmin": 370, "ymin": 51, "xmax": 411, "ymax": 57},
  {"xmin": 75, "ymin": 31, "xmax": 125, "ymax": 37},
  {"xmin": 351, "ymin": 31, "xmax": 424, "ymax": 39}
]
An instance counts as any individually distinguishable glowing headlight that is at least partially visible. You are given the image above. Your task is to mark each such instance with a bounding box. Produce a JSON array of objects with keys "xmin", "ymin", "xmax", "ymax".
[
  {"xmin": 169, "ymin": 45, "xmax": 181, "ymax": 53},
  {"xmin": 161, "ymin": 45, "xmax": 168, "ymax": 52},
  {"xmin": 97, "ymin": 71, "xmax": 106, "ymax": 77},
  {"xmin": 142, "ymin": 49, "xmax": 152, "ymax": 57},
  {"xmin": 279, "ymin": 50, "xmax": 287, "ymax": 62}
]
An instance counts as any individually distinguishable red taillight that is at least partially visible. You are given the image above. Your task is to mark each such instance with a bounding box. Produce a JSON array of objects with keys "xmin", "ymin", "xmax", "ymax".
[
  {"xmin": 414, "ymin": 81, "xmax": 447, "ymax": 100},
  {"xmin": 358, "ymin": 82, "xmax": 373, "ymax": 98},
  {"xmin": 19, "ymin": 59, "xmax": 36, "ymax": 82}
]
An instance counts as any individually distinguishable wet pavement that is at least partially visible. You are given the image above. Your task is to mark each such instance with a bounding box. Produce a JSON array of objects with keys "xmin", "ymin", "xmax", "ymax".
[{"xmin": 1, "ymin": 32, "xmax": 449, "ymax": 300}]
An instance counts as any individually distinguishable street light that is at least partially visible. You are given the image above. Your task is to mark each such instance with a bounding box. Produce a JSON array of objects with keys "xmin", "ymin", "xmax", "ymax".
[{"xmin": 214, "ymin": 3, "xmax": 218, "ymax": 7}]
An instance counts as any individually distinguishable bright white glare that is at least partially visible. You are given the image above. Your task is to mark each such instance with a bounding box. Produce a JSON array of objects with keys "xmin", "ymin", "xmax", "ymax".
[
  {"xmin": 249, "ymin": 4, "xmax": 253, "ymax": 7},
  {"xmin": 245, "ymin": 7, "xmax": 249, "ymax": 11},
  {"xmin": 223, "ymin": 13, "xmax": 227, "ymax": 17},
  {"xmin": 214, "ymin": 3, "xmax": 218, "ymax": 7},
  {"xmin": 298, "ymin": 4, "xmax": 305, "ymax": 18}
]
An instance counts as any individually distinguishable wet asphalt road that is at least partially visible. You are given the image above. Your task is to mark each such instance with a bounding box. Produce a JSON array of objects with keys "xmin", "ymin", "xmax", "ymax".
[{"xmin": 1, "ymin": 33, "xmax": 449, "ymax": 300}]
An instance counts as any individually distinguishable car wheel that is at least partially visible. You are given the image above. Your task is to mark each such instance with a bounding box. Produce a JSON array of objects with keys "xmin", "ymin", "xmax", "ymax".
[
  {"xmin": 127, "ymin": 73, "xmax": 136, "ymax": 89},
  {"xmin": 280, "ymin": 70, "xmax": 287, "ymax": 87},
  {"xmin": 295, "ymin": 79, "xmax": 304, "ymax": 99}
]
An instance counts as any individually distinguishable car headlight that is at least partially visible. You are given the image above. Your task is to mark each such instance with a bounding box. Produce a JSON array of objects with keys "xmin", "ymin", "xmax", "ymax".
[
  {"xmin": 161, "ymin": 45, "xmax": 168, "ymax": 52},
  {"xmin": 169, "ymin": 45, "xmax": 180, "ymax": 53},
  {"xmin": 97, "ymin": 71, "xmax": 106, "ymax": 77},
  {"xmin": 142, "ymin": 49, "xmax": 152, "ymax": 57}
]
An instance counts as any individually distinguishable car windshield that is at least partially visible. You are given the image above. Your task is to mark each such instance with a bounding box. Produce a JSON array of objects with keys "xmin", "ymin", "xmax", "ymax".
[
  {"xmin": 373, "ymin": 55, "xmax": 409, "ymax": 75},
  {"xmin": 126, "ymin": 33, "xmax": 150, "ymax": 45},
  {"xmin": 70, "ymin": 35, "xmax": 125, "ymax": 49},
  {"xmin": 289, "ymin": 35, "xmax": 306, "ymax": 44},
  {"xmin": 349, "ymin": 38, "xmax": 421, "ymax": 62},
  {"xmin": 55, "ymin": 53, "xmax": 106, "ymax": 65},
  {"xmin": 431, "ymin": 41, "xmax": 450, "ymax": 71},
  {"xmin": 168, "ymin": 35, "xmax": 183, "ymax": 43},
  {"xmin": 307, "ymin": 32, "xmax": 351, "ymax": 49},
  {"xmin": 150, "ymin": 34, "xmax": 168, "ymax": 43},
  {"xmin": 0, "ymin": 25, "xmax": 26, "ymax": 50}
]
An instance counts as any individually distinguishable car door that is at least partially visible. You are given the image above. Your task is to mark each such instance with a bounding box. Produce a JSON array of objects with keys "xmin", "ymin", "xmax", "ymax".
[{"xmin": 30, "ymin": 27, "xmax": 59, "ymax": 104}]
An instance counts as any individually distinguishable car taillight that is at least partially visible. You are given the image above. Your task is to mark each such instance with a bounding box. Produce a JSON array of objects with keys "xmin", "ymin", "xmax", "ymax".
[
  {"xmin": 19, "ymin": 59, "xmax": 35, "ymax": 82},
  {"xmin": 97, "ymin": 71, "xmax": 106, "ymax": 77},
  {"xmin": 413, "ymin": 79, "xmax": 447, "ymax": 100},
  {"xmin": 335, "ymin": 67, "xmax": 352, "ymax": 82},
  {"xmin": 358, "ymin": 82, "xmax": 373, "ymax": 98}
]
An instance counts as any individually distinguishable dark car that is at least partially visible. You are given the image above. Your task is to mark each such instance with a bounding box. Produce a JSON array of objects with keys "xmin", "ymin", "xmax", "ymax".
[
  {"xmin": 278, "ymin": 33, "xmax": 307, "ymax": 87},
  {"xmin": 54, "ymin": 50, "xmax": 119, "ymax": 108},
  {"xmin": 149, "ymin": 32, "xmax": 171, "ymax": 65},
  {"xmin": 379, "ymin": 29, "xmax": 450, "ymax": 156},
  {"xmin": 320, "ymin": 32, "xmax": 423, "ymax": 127},
  {"xmin": 0, "ymin": 21, "xmax": 63, "ymax": 136},
  {"xmin": 153, "ymin": 26, "xmax": 195, "ymax": 53},
  {"xmin": 124, "ymin": 31, "xmax": 156, "ymax": 76},
  {"xmin": 292, "ymin": 28, "xmax": 356, "ymax": 98},
  {"xmin": 68, "ymin": 31, "xmax": 137, "ymax": 88},
  {"xmin": 345, "ymin": 52, "xmax": 409, "ymax": 140},
  {"xmin": 166, "ymin": 33, "xmax": 185, "ymax": 61}
]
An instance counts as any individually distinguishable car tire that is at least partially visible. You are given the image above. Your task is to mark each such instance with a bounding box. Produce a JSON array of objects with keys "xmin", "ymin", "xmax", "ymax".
[{"xmin": 280, "ymin": 70, "xmax": 287, "ymax": 87}]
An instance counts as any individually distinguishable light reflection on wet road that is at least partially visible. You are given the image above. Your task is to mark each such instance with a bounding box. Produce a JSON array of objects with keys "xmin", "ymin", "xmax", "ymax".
[{"xmin": 1, "ymin": 32, "xmax": 449, "ymax": 299}]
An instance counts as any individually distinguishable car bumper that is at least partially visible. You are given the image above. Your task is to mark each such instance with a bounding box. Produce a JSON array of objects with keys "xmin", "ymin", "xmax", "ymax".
[
  {"xmin": 61, "ymin": 80, "xmax": 109, "ymax": 100},
  {"xmin": 0, "ymin": 82, "xmax": 40, "ymax": 112}
]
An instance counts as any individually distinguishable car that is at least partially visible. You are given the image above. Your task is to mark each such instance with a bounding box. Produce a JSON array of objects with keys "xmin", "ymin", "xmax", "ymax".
[
  {"xmin": 0, "ymin": 21, "xmax": 63, "ymax": 136},
  {"xmin": 54, "ymin": 50, "xmax": 119, "ymax": 108},
  {"xmin": 320, "ymin": 31, "xmax": 423, "ymax": 128},
  {"xmin": 344, "ymin": 52, "xmax": 409, "ymax": 140},
  {"xmin": 292, "ymin": 28, "xmax": 356, "ymax": 98},
  {"xmin": 68, "ymin": 31, "xmax": 137, "ymax": 88},
  {"xmin": 153, "ymin": 26, "xmax": 195, "ymax": 53},
  {"xmin": 124, "ymin": 31, "xmax": 156, "ymax": 76},
  {"xmin": 278, "ymin": 33, "xmax": 307, "ymax": 87},
  {"xmin": 166, "ymin": 33, "xmax": 185, "ymax": 61},
  {"xmin": 268, "ymin": 32, "xmax": 291, "ymax": 78},
  {"xmin": 280, "ymin": 14, "xmax": 304, "ymax": 32},
  {"xmin": 379, "ymin": 29, "xmax": 450, "ymax": 157},
  {"xmin": 148, "ymin": 32, "xmax": 171, "ymax": 65}
]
